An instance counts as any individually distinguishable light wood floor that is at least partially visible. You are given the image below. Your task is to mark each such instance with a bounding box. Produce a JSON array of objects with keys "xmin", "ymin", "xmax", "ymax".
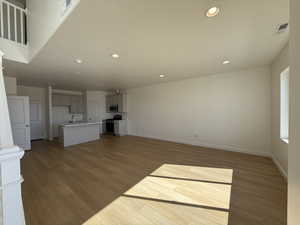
[{"xmin": 22, "ymin": 135, "xmax": 287, "ymax": 225}]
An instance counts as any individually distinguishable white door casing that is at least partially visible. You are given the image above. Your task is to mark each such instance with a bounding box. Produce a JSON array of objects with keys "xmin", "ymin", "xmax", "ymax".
[
  {"xmin": 7, "ymin": 96, "xmax": 31, "ymax": 150},
  {"xmin": 30, "ymin": 100, "xmax": 43, "ymax": 140}
]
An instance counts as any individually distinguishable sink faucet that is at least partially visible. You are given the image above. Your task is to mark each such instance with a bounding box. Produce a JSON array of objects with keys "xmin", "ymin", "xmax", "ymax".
[{"xmin": 71, "ymin": 115, "xmax": 76, "ymax": 123}]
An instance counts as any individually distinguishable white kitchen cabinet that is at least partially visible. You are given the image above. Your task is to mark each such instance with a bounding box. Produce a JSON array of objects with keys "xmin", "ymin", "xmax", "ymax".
[
  {"xmin": 118, "ymin": 94, "xmax": 127, "ymax": 113},
  {"xmin": 102, "ymin": 120, "xmax": 106, "ymax": 133},
  {"xmin": 60, "ymin": 122, "xmax": 101, "ymax": 147},
  {"xmin": 114, "ymin": 120, "xmax": 127, "ymax": 136},
  {"xmin": 53, "ymin": 94, "xmax": 71, "ymax": 106},
  {"xmin": 99, "ymin": 123, "xmax": 103, "ymax": 135},
  {"xmin": 106, "ymin": 95, "xmax": 113, "ymax": 113},
  {"xmin": 106, "ymin": 94, "xmax": 127, "ymax": 113},
  {"xmin": 53, "ymin": 94, "xmax": 84, "ymax": 114}
]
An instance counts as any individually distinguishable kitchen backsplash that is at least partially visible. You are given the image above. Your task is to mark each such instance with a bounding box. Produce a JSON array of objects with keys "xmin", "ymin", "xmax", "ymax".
[{"xmin": 52, "ymin": 106, "xmax": 84, "ymax": 137}]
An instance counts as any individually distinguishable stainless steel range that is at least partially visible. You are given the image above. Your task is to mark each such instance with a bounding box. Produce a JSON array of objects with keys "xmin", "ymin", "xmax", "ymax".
[{"xmin": 103, "ymin": 114, "xmax": 122, "ymax": 135}]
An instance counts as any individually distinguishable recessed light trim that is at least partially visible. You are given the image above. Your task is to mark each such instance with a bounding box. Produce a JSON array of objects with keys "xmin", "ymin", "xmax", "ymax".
[
  {"xmin": 75, "ymin": 59, "xmax": 83, "ymax": 64},
  {"xmin": 206, "ymin": 7, "xmax": 220, "ymax": 17},
  {"xmin": 159, "ymin": 74, "xmax": 166, "ymax": 78},
  {"xmin": 112, "ymin": 54, "xmax": 120, "ymax": 59},
  {"xmin": 222, "ymin": 60, "xmax": 230, "ymax": 65}
]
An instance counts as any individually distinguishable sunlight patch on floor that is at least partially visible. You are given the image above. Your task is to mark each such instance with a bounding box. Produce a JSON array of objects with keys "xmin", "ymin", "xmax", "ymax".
[
  {"xmin": 84, "ymin": 196, "xmax": 229, "ymax": 225},
  {"xmin": 151, "ymin": 164, "xmax": 233, "ymax": 183},
  {"xmin": 125, "ymin": 176, "xmax": 231, "ymax": 209},
  {"xmin": 83, "ymin": 164, "xmax": 233, "ymax": 225}
]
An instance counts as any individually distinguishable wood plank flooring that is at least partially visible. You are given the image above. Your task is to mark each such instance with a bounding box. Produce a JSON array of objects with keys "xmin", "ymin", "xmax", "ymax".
[{"xmin": 22, "ymin": 135, "xmax": 287, "ymax": 225}]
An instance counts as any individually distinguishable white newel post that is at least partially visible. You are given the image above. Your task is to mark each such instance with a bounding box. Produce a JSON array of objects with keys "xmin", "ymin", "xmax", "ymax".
[{"xmin": 0, "ymin": 50, "xmax": 26, "ymax": 225}]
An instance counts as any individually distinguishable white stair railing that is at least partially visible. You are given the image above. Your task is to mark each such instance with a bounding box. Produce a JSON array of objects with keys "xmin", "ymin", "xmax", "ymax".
[{"xmin": 0, "ymin": 0, "xmax": 27, "ymax": 45}]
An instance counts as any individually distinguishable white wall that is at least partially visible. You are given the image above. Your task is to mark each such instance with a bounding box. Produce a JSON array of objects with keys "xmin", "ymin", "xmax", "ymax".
[
  {"xmin": 4, "ymin": 77, "xmax": 17, "ymax": 95},
  {"xmin": 17, "ymin": 85, "xmax": 48, "ymax": 139},
  {"xmin": 86, "ymin": 91, "xmax": 111, "ymax": 121},
  {"xmin": 52, "ymin": 106, "xmax": 83, "ymax": 137},
  {"xmin": 27, "ymin": 0, "xmax": 80, "ymax": 60},
  {"xmin": 271, "ymin": 44, "xmax": 289, "ymax": 176},
  {"xmin": 289, "ymin": 0, "xmax": 300, "ymax": 224},
  {"xmin": 127, "ymin": 66, "xmax": 271, "ymax": 156}
]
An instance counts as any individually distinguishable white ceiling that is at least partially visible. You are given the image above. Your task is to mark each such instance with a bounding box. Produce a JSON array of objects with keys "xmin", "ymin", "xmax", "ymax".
[
  {"xmin": 4, "ymin": 0, "xmax": 289, "ymax": 91},
  {"xmin": 7, "ymin": 0, "xmax": 26, "ymax": 8}
]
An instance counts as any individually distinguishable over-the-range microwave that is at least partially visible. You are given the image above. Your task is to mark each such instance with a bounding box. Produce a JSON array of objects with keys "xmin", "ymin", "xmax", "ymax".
[{"xmin": 109, "ymin": 105, "xmax": 118, "ymax": 112}]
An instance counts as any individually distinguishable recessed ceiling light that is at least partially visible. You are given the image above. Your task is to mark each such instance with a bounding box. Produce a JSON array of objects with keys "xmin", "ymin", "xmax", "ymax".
[
  {"xmin": 112, "ymin": 54, "xmax": 120, "ymax": 59},
  {"xmin": 206, "ymin": 7, "xmax": 220, "ymax": 17},
  {"xmin": 159, "ymin": 74, "xmax": 166, "ymax": 78},
  {"xmin": 75, "ymin": 59, "xmax": 83, "ymax": 64},
  {"xmin": 222, "ymin": 60, "xmax": 230, "ymax": 65}
]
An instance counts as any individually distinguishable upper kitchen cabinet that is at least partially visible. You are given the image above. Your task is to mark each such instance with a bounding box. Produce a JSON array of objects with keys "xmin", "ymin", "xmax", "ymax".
[
  {"xmin": 53, "ymin": 93, "xmax": 84, "ymax": 114},
  {"xmin": 70, "ymin": 95, "xmax": 85, "ymax": 114},
  {"xmin": 117, "ymin": 94, "xmax": 127, "ymax": 113},
  {"xmin": 52, "ymin": 94, "xmax": 71, "ymax": 106},
  {"xmin": 106, "ymin": 94, "xmax": 127, "ymax": 113},
  {"xmin": 106, "ymin": 95, "xmax": 113, "ymax": 113}
]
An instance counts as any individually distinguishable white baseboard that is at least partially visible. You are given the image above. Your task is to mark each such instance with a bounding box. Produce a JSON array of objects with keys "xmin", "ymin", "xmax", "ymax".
[
  {"xmin": 271, "ymin": 154, "xmax": 288, "ymax": 180},
  {"xmin": 129, "ymin": 133, "xmax": 271, "ymax": 158},
  {"xmin": 128, "ymin": 133, "xmax": 289, "ymax": 180}
]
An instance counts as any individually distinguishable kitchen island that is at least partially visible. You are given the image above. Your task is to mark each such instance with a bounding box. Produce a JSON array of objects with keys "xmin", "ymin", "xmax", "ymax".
[{"xmin": 59, "ymin": 122, "xmax": 101, "ymax": 147}]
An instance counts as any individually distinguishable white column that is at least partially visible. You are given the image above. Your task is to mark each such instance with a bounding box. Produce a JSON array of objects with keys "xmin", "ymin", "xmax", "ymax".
[
  {"xmin": 289, "ymin": 1, "xmax": 300, "ymax": 224},
  {"xmin": 0, "ymin": 56, "xmax": 13, "ymax": 148},
  {"xmin": 0, "ymin": 50, "xmax": 26, "ymax": 225},
  {"xmin": 47, "ymin": 85, "xmax": 53, "ymax": 141}
]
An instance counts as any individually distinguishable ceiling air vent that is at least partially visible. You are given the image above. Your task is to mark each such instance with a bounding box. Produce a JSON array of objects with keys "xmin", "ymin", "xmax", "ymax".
[{"xmin": 277, "ymin": 23, "xmax": 289, "ymax": 33}]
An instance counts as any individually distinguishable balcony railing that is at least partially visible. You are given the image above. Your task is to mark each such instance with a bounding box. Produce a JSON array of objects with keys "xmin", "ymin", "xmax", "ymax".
[{"xmin": 0, "ymin": 0, "xmax": 27, "ymax": 45}]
